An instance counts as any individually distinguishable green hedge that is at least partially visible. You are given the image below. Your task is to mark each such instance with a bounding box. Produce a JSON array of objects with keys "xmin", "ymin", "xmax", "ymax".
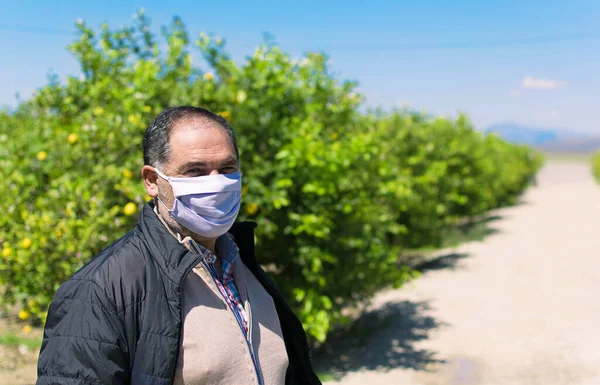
[
  {"xmin": 592, "ymin": 152, "xmax": 600, "ymax": 183},
  {"xmin": 367, "ymin": 112, "xmax": 543, "ymax": 249},
  {"xmin": 0, "ymin": 13, "xmax": 542, "ymax": 342}
]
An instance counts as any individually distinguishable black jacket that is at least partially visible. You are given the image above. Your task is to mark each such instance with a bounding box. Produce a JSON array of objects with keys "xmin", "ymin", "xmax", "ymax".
[{"xmin": 37, "ymin": 202, "xmax": 321, "ymax": 385}]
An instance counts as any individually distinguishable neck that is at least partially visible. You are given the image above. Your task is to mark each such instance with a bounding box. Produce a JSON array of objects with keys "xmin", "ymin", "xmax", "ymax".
[{"xmin": 192, "ymin": 235, "xmax": 217, "ymax": 254}]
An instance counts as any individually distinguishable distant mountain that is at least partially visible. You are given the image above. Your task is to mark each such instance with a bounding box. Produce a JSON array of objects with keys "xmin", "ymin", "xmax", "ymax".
[{"xmin": 485, "ymin": 122, "xmax": 600, "ymax": 153}]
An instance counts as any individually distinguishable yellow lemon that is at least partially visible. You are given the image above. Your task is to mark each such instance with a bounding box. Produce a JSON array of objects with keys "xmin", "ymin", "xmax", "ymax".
[
  {"xmin": 218, "ymin": 111, "xmax": 232, "ymax": 122},
  {"xmin": 245, "ymin": 203, "xmax": 258, "ymax": 215},
  {"xmin": 143, "ymin": 105, "xmax": 152, "ymax": 113},
  {"xmin": 145, "ymin": 195, "xmax": 153, "ymax": 202},
  {"xmin": 18, "ymin": 309, "xmax": 30, "ymax": 321},
  {"xmin": 122, "ymin": 169, "xmax": 133, "ymax": 179},
  {"xmin": 36, "ymin": 151, "xmax": 47, "ymax": 161},
  {"xmin": 93, "ymin": 106, "xmax": 105, "ymax": 116},
  {"xmin": 67, "ymin": 133, "xmax": 78, "ymax": 144},
  {"xmin": 21, "ymin": 238, "xmax": 32, "ymax": 249},
  {"xmin": 241, "ymin": 185, "xmax": 248, "ymax": 197},
  {"xmin": 23, "ymin": 325, "xmax": 33, "ymax": 334},
  {"xmin": 203, "ymin": 72, "xmax": 215, "ymax": 81},
  {"xmin": 123, "ymin": 202, "xmax": 137, "ymax": 216},
  {"xmin": 127, "ymin": 114, "xmax": 144, "ymax": 128},
  {"xmin": 2, "ymin": 247, "xmax": 12, "ymax": 257},
  {"xmin": 236, "ymin": 90, "xmax": 247, "ymax": 104}
]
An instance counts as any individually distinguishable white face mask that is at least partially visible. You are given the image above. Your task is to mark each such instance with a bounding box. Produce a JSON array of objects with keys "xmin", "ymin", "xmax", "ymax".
[{"xmin": 155, "ymin": 168, "xmax": 242, "ymax": 238}]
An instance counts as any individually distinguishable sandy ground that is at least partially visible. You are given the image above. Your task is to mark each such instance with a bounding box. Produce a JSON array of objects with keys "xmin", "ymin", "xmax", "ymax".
[
  {"xmin": 320, "ymin": 161, "xmax": 600, "ymax": 385},
  {"xmin": 0, "ymin": 318, "xmax": 40, "ymax": 385}
]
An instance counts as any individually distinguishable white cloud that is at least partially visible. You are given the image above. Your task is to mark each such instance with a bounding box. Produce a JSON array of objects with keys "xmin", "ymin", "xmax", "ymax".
[{"xmin": 521, "ymin": 76, "xmax": 567, "ymax": 90}]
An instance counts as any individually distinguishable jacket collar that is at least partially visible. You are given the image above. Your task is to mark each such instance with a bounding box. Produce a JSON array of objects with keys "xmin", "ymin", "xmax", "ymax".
[{"xmin": 136, "ymin": 201, "xmax": 258, "ymax": 284}]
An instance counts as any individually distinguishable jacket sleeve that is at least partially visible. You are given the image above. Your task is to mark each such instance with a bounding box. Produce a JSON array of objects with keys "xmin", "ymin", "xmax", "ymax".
[{"xmin": 37, "ymin": 278, "xmax": 130, "ymax": 385}]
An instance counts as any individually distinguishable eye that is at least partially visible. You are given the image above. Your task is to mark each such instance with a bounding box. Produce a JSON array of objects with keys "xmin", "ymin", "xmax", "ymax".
[
  {"xmin": 220, "ymin": 166, "xmax": 238, "ymax": 174},
  {"xmin": 186, "ymin": 168, "xmax": 205, "ymax": 176}
]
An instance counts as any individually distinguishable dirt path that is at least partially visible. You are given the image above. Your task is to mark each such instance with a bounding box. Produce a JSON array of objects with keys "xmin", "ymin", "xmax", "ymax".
[
  {"xmin": 0, "ymin": 318, "xmax": 40, "ymax": 385},
  {"xmin": 321, "ymin": 161, "xmax": 600, "ymax": 385}
]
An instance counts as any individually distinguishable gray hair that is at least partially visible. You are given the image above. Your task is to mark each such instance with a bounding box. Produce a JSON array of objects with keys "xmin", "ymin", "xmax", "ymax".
[{"xmin": 143, "ymin": 106, "xmax": 239, "ymax": 169}]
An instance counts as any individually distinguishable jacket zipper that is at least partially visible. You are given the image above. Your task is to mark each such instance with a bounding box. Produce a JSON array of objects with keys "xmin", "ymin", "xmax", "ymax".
[{"xmin": 204, "ymin": 261, "xmax": 265, "ymax": 385}]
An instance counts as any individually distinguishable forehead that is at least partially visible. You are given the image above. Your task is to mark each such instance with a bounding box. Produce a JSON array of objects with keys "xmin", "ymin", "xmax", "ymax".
[{"xmin": 166, "ymin": 120, "xmax": 235, "ymax": 165}]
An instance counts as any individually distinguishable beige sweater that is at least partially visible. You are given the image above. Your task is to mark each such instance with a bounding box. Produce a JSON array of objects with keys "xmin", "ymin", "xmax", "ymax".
[{"xmin": 173, "ymin": 250, "xmax": 289, "ymax": 385}]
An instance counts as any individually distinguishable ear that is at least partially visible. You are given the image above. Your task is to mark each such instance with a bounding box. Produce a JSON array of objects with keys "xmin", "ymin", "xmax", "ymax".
[{"xmin": 142, "ymin": 165, "xmax": 160, "ymax": 197}]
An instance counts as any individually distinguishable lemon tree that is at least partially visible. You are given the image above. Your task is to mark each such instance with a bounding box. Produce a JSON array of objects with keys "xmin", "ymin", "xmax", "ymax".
[{"xmin": 0, "ymin": 12, "xmax": 542, "ymax": 342}]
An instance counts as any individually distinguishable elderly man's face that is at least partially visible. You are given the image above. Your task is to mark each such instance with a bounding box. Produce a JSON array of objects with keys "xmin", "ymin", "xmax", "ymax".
[{"xmin": 143, "ymin": 120, "xmax": 239, "ymax": 239}]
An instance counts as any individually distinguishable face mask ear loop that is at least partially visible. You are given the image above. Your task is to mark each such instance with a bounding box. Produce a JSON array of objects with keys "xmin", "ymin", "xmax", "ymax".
[{"xmin": 154, "ymin": 167, "xmax": 169, "ymax": 181}]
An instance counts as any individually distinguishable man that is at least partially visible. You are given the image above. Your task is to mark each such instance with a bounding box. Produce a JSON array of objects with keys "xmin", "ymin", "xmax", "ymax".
[{"xmin": 37, "ymin": 106, "xmax": 322, "ymax": 385}]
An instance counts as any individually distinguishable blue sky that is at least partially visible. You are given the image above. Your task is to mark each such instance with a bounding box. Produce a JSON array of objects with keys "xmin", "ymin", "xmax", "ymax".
[{"xmin": 1, "ymin": 0, "xmax": 599, "ymax": 133}]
